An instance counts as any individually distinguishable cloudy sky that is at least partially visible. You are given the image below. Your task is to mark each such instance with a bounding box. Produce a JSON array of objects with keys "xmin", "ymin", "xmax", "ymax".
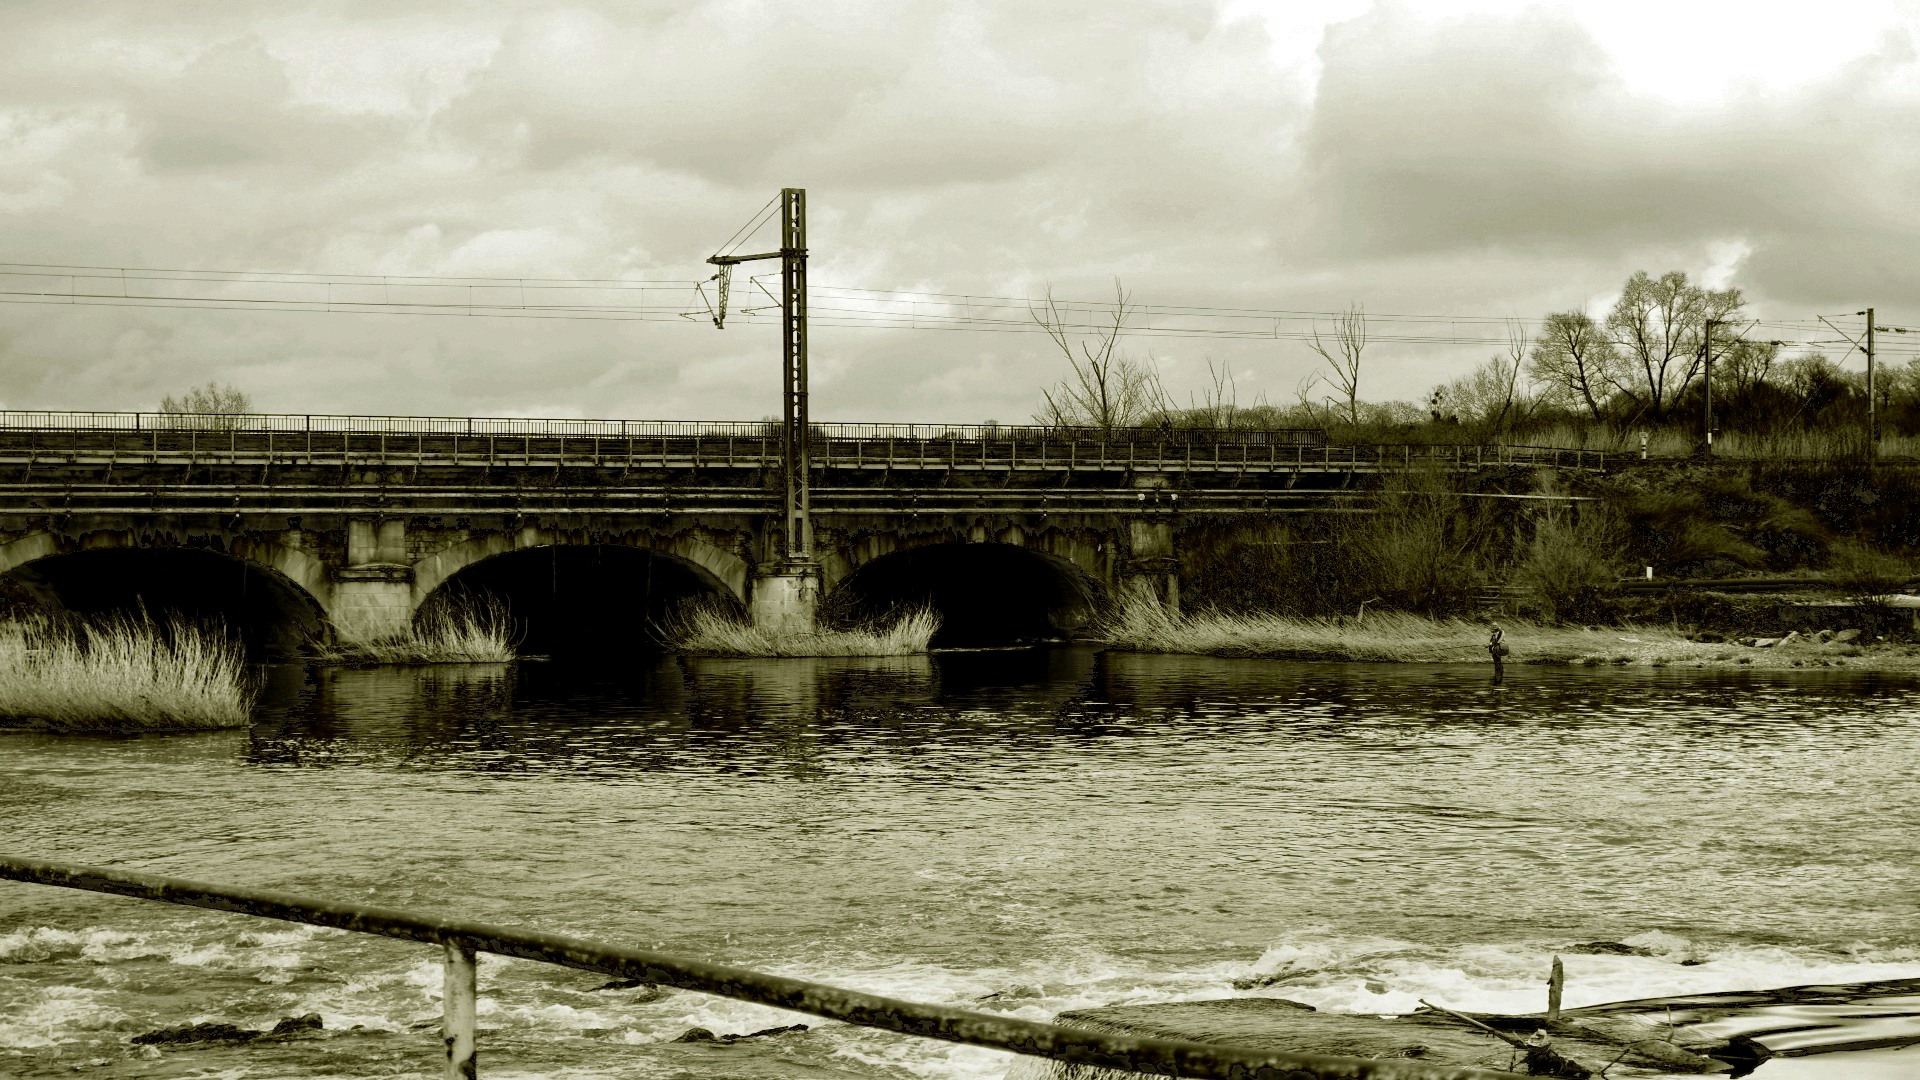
[{"xmin": 1, "ymin": 0, "xmax": 1916, "ymax": 423}]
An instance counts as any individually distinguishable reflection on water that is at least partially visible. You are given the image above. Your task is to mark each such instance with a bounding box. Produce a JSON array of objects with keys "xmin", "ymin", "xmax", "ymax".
[{"xmin": 3, "ymin": 649, "xmax": 1918, "ymax": 1079}]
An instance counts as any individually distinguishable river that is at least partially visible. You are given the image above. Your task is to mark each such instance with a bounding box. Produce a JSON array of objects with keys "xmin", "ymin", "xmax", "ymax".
[{"xmin": 3, "ymin": 650, "xmax": 1918, "ymax": 1078}]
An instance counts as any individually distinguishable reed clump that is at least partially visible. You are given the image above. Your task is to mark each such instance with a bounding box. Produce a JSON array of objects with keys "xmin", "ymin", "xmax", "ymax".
[
  {"xmin": 666, "ymin": 602, "xmax": 940, "ymax": 657},
  {"xmin": 1102, "ymin": 596, "xmax": 1706, "ymax": 665},
  {"xmin": 318, "ymin": 594, "xmax": 518, "ymax": 664},
  {"xmin": 0, "ymin": 614, "xmax": 254, "ymax": 732}
]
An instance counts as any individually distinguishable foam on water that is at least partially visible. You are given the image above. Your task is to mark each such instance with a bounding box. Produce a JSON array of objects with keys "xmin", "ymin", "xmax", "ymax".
[
  {"xmin": 0, "ymin": 986, "xmax": 135, "ymax": 1051},
  {"xmin": 0, "ymin": 926, "xmax": 153, "ymax": 964},
  {"xmin": 1236, "ymin": 928, "xmax": 1920, "ymax": 1016},
  {"xmin": 4, "ymin": 917, "xmax": 1918, "ymax": 1078},
  {"xmin": 3, "ymin": 937, "xmax": 1915, "ymax": 1080}
]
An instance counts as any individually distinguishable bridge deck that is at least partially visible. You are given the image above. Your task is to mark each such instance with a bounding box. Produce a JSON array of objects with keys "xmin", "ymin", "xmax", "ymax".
[{"xmin": 0, "ymin": 414, "xmax": 1603, "ymax": 523}]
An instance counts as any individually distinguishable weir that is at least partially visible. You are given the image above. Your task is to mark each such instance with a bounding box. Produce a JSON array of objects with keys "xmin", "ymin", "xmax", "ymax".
[
  {"xmin": 0, "ymin": 412, "xmax": 1605, "ymax": 652},
  {"xmin": 0, "ymin": 855, "xmax": 1526, "ymax": 1080}
]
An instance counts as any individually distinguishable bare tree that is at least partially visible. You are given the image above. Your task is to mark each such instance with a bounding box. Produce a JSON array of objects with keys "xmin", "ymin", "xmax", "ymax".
[
  {"xmin": 1305, "ymin": 303, "xmax": 1367, "ymax": 426},
  {"xmin": 1602, "ymin": 271, "xmax": 1742, "ymax": 419},
  {"xmin": 159, "ymin": 382, "xmax": 253, "ymax": 430},
  {"xmin": 1712, "ymin": 335, "xmax": 1780, "ymax": 398},
  {"xmin": 1190, "ymin": 359, "xmax": 1239, "ymax": 430},
  {"xmin": 1889, "ymin": 359, "xmax": 1920, "ymax": 410},
  {"xmin": 1291, "ymin": 371, "xmax": 1328, "ymax": 427},
  {"xmin": 161, "ymin": 382, "xmax": 252, "ymax": 415},
  {"xmin": 1030, "ymin": 281, "xmax": 1168, "ymax": 434},
  {"xmin": 1435, "ymin": 322, "xmax": 1538, "ymax": 434},
  {"xmin": 1528, "ymin": 310, "xmax": 1618, "ymax": 420}
]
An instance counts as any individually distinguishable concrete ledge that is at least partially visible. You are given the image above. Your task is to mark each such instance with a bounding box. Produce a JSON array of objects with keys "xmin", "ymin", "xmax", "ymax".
[
  {"xmin": 1003, "ymin": 999, "xmax": 1515, "ymax": 1078},
  {"xmin": 331, "ymin": 563, "xmax": 413, "ymax": 584}
]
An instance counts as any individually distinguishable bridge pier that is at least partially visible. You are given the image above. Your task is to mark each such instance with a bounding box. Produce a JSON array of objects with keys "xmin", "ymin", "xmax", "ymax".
[
  {"xmin": 749, "ymin": 562, "xmax": 821, "ymax": 635},
  {"xmin": 1122, "ymin": 520, "xmax": 1181, "ymax": 613},
  {"xmin": 331, "ymin": 519, "xmax": 415, "ymax": 644}
]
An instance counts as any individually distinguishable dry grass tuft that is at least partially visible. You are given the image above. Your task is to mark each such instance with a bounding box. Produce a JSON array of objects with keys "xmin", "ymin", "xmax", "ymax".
[
  {"xmin": 666, "ymin": 603, "xmax": 940, "ymax": 657},
  {"xmin": 0, "ymin": 614, "xmax": 254, "ymax": 732},
  {"xmin": 1523, "ymin": 422, "xmax": 1920, "ymax": 461},
  {"xmin": 319, "ymin": 594, "xmax": 517, "ymax": 664}
]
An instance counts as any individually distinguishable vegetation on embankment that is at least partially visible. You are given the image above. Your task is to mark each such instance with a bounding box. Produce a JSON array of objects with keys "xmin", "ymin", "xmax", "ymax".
[
  {"xmin": 0, "ymin": 614, "xmax": 254, "ymax": 731},
  {"xmin": 665, "ymin": 603, "xmax": 939, "ymax": 657},
  {"xmin": 1155, "ymin": 458, "xmax": 1919, "ymax": 666},
  {"xmin": 316, "ymin": 594, "xmax": 517, "ymax": 665},
  {"xmin": 1103, "ymin": 597, "xmax": 1920, "ymax": 670}
]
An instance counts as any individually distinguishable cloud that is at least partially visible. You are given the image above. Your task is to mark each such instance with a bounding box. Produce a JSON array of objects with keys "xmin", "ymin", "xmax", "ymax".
[
  {"xmin": 1295, "ymin": 5, "xmax": 1920, "ymax": 309},
  {"xmin": 0, "ymin": 0, "xmax": 1915, "ymax": 421}
]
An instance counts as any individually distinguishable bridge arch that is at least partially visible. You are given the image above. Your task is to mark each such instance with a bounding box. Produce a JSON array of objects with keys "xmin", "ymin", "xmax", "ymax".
[
  {"xmin": 0, "ymin": 531, "xmax": 332, "ymax": 657},
  {"xmin": 412, "ymin": 529, "xmax": 748, "ymax": 655},
  {"xmin": 412, "ymin": 529, "xmax": 747, "ymax": 610},
  {"xmin": 823, "ymin": 528, "xmax": 1106, "ymax": 647}
]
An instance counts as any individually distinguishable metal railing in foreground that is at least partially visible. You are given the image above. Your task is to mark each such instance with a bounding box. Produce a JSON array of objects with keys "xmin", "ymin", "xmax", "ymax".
[{"xmin": 0, "ymin": 856, "xmax": 1523, "ymax": 1080}]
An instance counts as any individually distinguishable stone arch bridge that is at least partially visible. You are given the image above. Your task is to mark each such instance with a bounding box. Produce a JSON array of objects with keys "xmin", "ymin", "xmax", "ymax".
[{"xmin": 0, "ymin": 414, "xmax": 1604, "ymax": 652}]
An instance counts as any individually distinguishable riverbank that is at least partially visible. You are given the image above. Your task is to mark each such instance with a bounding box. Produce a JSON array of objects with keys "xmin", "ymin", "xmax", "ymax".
[{"xmin": 1103, "ymin": 600, "xmax": 1920, "ymax": 671}]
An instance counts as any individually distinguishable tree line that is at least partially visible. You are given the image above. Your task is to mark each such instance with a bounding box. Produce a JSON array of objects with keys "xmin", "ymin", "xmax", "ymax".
[{"xmin": 1032, "ymin": 272, "xmax": 1920, "ymax": 446}]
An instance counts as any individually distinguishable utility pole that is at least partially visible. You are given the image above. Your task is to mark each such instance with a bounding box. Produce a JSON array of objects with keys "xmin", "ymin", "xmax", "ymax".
[
  {"xmin": 708, "ymin": 188, "xmax": 811, "ymax": 561},
  {"xmin": 1703, "ymin": 317, "xmax": 1718, "ymax": 453},
  {"xmin": 1864, "ymin": 307, "xmax": 1876, "ymax": 466},
  {"xmin": 1820, "ymin": 308, "xmax": 1880, "ymax": 467}
]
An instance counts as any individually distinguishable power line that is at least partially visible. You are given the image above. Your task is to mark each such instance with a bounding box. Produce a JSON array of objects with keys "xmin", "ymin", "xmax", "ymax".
[
  {"xmin": 0, "ymin": 260, "xmax": 697, "ymax": 287},
  {"xmin": 1, "ymin": 258, "xmax": 1913, "ymax": 355}
]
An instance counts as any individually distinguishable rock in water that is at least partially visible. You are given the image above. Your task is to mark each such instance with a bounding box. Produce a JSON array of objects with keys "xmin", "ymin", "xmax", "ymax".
[
  {"xmin": 1229, "ymin": 972, "xmax": 1319, "ymax": 993},
  {"xmin": 671, "ymin": 1023, "xmax": 809, "ymax": 1045},
  {"xmin": 131, "ymin": 1022, "xmax": 262, "ymax": 1046},
  {"xmin": 591, "ymin": 978, "xmax": 668, "ymax": 1001},
  {"xmin": 591, "ymin": 978, "xmax": 648, "ymax": 991},
  {"xmin": 1565, "ymin": 941, "xmax": 1654, "ymax": 956},
  {"xmin": 268, "ymin": 1013, "xmax": 324, "ymax": 1037}
]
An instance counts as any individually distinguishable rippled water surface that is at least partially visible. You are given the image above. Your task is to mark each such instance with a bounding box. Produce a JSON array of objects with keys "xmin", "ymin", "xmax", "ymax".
[{"xmin": 3, "ymin": 650, "xmax": 1918, "ymax": 1078}]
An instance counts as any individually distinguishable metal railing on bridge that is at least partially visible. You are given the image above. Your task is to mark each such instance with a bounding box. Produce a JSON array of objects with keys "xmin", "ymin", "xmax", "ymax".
[
  {"xmin": 0, "ymin": 411, "xmax": 1606, "ymax": 474},
  {"xmin": 0, "ymin": 409, "xmax": 1326, "ymax": 446},
  {"xmin": 0, "ymin": 856, "xmax": 1521, "ymax": 1080}
]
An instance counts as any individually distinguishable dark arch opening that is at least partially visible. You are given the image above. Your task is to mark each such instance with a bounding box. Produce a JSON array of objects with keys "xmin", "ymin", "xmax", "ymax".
[
  {"xmin": 5, "ymin": 548, "xmax": 327, "ymax": 659},
  {"xmin": 423, "ymin": 545, "xmax": 733, "ymax": 657},
  {"xmin": 826, "ymin": 543, "xmax": 1098, "ymax": 648}
]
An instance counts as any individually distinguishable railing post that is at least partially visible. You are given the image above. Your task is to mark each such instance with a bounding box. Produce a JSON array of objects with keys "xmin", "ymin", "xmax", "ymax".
[{"xmin": 443, "ymin": 939, "xmax": 478, "ymax": 1079}]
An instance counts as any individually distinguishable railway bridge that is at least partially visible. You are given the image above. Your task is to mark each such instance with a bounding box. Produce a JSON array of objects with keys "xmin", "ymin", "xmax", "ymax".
[{"xmin": 0, "ymin": 412, "xmax": 1605, "ymax": 653}]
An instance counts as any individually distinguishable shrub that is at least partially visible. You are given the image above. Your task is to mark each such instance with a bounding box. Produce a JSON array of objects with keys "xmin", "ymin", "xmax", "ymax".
[
  {"xmin": 1827, "ymin": 542, "xmax": 1914, "ymax": 602},
  {"xmin": 1620, "ymin": 475, "xmax": 1832, "ymax": 574},
  {"xmin": 1180, "ymin": 470, "xmax": 1499, "ymax": 619},
  {"xmin": 1351, "ymin": 468, "xmax": 1492, "ymax": 615},
  {"xmin": 1512, "ymin": 503, "xmax": 1625, "ymax": 623}
]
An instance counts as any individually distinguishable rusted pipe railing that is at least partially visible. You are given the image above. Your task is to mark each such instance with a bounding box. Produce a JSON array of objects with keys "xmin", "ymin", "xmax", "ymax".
[
  {"xmin": 0, "ymin": 856, "xmax": 1524, "ymax": 1080},
  {"xmin": 443, "ymin": 939, "xmax": 477, "ymax": 1079}
]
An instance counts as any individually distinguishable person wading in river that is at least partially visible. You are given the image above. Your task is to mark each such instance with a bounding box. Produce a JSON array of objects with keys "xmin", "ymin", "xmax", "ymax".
[{"xmin": 1487, "ymin": 624, "xmax": 1508, "ymax": 681}]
